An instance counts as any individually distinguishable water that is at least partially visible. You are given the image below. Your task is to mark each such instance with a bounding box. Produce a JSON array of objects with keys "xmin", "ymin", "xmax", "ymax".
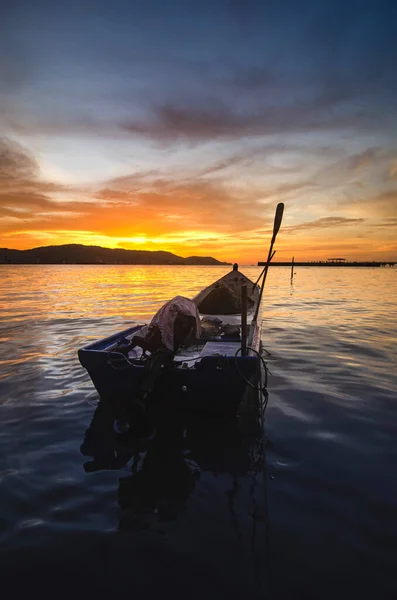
[{"xmin": 0, "ymin": 265, "xmax": 396, "ymax": 599}]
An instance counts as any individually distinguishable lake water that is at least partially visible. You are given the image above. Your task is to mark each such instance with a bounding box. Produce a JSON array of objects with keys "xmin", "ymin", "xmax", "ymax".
[{"xmin": 0, "ymin": 265, "xmax": 396, "ymax": 599}]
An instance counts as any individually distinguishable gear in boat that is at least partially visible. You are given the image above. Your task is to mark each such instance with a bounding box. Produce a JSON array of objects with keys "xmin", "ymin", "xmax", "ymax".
[
  {"xmin": 112, "ymin": 296, "xmax": 202, "ymax": 437},
  {"xmin": 111, "ymin": 282, "xmax": 253, "ymax": 436},
  {"xmin": 116, "ymin": 295, "xmax": 201, "ymax": 357}
]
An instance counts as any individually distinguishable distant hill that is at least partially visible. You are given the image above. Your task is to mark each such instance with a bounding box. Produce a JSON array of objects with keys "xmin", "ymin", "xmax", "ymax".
[{"xmin": 0, "ymin": 244, "xmax": 230, "ymax": 266}]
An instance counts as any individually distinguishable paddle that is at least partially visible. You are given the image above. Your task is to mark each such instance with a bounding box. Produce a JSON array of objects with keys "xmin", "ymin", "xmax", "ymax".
[{"xmin": 253, "ymin": 202, "xmax": 284, "ymax": 321}]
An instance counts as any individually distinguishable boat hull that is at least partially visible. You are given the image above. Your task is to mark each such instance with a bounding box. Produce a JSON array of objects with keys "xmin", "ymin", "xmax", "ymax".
[{"xmin": 78, "ymin": 326, "xmax": 261, "ymax": 415}]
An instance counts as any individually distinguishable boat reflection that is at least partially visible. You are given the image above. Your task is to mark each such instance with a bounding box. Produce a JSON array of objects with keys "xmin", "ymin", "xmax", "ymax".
[{"xmin": 80, "ymin": 394, "xmax": 264, "ymax": 528}]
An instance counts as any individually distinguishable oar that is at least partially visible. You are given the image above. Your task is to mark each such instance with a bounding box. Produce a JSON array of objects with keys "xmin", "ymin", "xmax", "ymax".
[
  {"xmin": 252, "ymin": 203, "xmax": 284, "ymax": 292},
  {"xmin": 252, "ymin": 249, "xmax": 276, "ymax": 288},
  {"xmin": 253, "ymin": 202, "xmax": 284, "ymax": 321}
]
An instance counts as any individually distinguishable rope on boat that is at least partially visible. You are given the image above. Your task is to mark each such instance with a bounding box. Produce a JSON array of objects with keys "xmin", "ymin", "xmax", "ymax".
[
  {"xmin": 243, "ymin": 356, "xmax": 271, "ymax": 599},
  {"xmin": 107, "ymin": 346, "xmax": 270, "ymax": 410},
  {"xmin": 107, "ymin": 352, "xmax": 145, "ymax": 370},
  {"xmin": 234, "ymin": 346, "xmax": 269, "ymax": 399}
]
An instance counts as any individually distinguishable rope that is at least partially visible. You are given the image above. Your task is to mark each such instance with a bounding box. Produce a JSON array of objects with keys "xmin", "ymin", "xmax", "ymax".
[
  {"xmin": 257, "ymin": 360, "xmax": 272, "ymax": 598},
  {"xmin": 107, "ymin": 352, "xmax": 146, "ymax": 370},
  {"xmin": 234, "ymin": 346, "xmax": 269, "ymax": 393},
  {"xmin": 108, "ymin": 344, "xmax": 270, "ymax": 407},
  {"xmin": 242, "ymin": 360, "xmax": 271, "ymax": 599}
]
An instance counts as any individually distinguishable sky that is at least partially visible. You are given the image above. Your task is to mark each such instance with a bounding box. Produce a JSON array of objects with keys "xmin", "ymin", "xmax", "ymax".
[{"xmin": 1, "ymin": 0, "xmax": 397, "ymax": 263}]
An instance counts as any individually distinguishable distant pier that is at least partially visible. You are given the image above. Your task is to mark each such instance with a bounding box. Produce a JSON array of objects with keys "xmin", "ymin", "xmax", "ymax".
[{"xmin": 258, "ymin": 261, "xmax": 396, "ymax": 267}]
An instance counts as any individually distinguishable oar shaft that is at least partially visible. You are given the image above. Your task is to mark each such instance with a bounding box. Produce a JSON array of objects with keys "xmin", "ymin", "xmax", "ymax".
[
  {"xmin": 253, "ymin": 242, "xmax": 274, "ymax": 321},
  {"xmin": 252, "ymin": 251, "xmax": 276, "ymax": 290},
  {"xmin": 253, "ymin": 203, "xmax": 284, "ymax": 322}
]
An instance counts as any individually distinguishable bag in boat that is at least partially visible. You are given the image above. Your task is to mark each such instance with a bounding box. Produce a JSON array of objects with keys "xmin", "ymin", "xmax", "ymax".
[
  {"xmin": 196, "ymin": 283, "xmax": 254, "ymax": 315},
  {"xmin": 131, "ymin": 295, "xmax": 201, "ymax": 353}
]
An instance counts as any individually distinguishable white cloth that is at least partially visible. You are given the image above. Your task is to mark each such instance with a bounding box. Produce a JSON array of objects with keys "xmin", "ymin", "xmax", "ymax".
[{"xmin": 142, "ymin": 295, "xmax": 201, "ymax": 351}]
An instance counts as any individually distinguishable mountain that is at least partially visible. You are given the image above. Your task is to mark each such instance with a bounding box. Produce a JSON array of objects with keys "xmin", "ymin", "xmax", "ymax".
[{"xmin": 0, "ymin": 244, "xmax": 230, "ymax": 266}]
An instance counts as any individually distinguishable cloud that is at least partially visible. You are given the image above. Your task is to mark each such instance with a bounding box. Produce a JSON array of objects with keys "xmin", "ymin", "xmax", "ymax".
[
  {"xmin": 0, "ymin": 138, "xmax": 60, "ymax": 218},
  {"xmin": 93, "ymin": 165, "xmax": 316, "ymax": 238},
  {"xmin": 346, "ymin": 148, "xmax": 382, "ymax": 172},
  {"xmin": 0, "ymin": 67, "xmax": 370, "ymax": 143},
  {"xmin": 372, "ymin": 217, "xmax": 397, "ymax": 228},
  {"xmin": 1, "ymin": 136, "xmax": 311, "ymax": 245},
  {"xmin": 0, "ymin": 137, "xmax": 283, "ymax": 243},
  {"xmin": 282, "ymin": 217, "xmax": 365, "ymax": 233},
  {"xmin": 1, "ymin": 0, "xmax": 396, "ymax": 156},
  {"xmin": 1, "ymin": 135, "xmax": 396, "ymax": 261},
  {"xmin": 120, "ymin": 98, "xmax": 366, "ymax": 144},
  {"xmin": 313, "ymin": 147, "xmax": 383, "ymax": 181},
  {"xmin": 388, "ymin": 161, "xmax": 397, "ymax": 180},
  {"xmin": 195, "ymin": 142, "xmax": 317, "ymax": 178},
  {"xmin": 92, "ymin": 179, "xmax": 263, "ymax": 235},
  {"xmin": 198, "ymin": 151, "xmax": 259, "ymax": 177},
  {"xmin": 0, "ymin": 137, "xmax": 38, "ymax": 181},
  {"xmin": 337, "ymin": 188, "xmax": 397, "ymax": 220},
  {"xmin": 0, "ymin": 137, "xmax": 96, "ymax": 231}
]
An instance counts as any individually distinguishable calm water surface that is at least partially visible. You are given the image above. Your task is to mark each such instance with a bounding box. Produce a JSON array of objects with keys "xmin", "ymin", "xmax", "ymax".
[{"xmin": 0, "ymin": 265, "xmax": 396, "ymax": 599}]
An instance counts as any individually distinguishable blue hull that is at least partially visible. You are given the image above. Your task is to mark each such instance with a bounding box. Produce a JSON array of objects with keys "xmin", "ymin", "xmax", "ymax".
[{"xmin": 78, "ymin": 325, "xmax": 261, "ymax": 415}]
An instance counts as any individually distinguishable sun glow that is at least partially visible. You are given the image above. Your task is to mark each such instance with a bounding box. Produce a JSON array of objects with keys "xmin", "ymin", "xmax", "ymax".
[{"xmin": 2, "ymin": 223, "xmax": 397, "ymax": 264}]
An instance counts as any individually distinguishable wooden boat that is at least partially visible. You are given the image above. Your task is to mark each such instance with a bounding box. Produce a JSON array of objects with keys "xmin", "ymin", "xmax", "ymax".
[
  {"xmin": 78, "ymin": 265, "xmax": 262, "ymax": 415},
  {"xmin": 78, "ymin": 203, "xmax": 284, "ymax": 417}
]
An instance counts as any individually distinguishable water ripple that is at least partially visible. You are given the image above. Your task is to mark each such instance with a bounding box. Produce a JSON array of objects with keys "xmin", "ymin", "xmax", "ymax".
[{"xmin": 0, "ymin": 265, "xmax": 396, "ymax": 598}]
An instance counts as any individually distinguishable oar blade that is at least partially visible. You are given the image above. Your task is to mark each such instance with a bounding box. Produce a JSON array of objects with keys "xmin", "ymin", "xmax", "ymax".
[{"xmin": 273, "ymin": 202, "xmax": 284, "ymax": 238}]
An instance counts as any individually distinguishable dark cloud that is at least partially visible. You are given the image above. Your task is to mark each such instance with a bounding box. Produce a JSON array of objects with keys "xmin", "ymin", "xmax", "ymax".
[
  {"xmin": 0, "ymin": 138, "xmax": 60, "ymax": 221},
  {"xmin": 1, "ymin": 0, "xmax": 396, "ymax": 148},
  {"xmin": 0, "ymin": 138, "xmax": 92, "ymax": 231},
  {"xmin": 0, "ymin": 137, "xmax": 68, "ymax": 199},
  {"xmin": 120, "ymin": 99, "xmax": 365, "ymax": 143},
  {"xmin": 0, "ymin": 138, "xmax": 71, "ymax": 197},
  {"xmin": 0, "ymin": 137, "xmax": 38, "ymax": 182}
]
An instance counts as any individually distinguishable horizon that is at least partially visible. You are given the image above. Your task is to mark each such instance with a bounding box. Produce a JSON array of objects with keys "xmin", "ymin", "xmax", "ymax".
[
  {"xmin": 1, "ymin": 1, "xmax": 397, "ymax": 263},
  {"xmin": 1, "ymin": 242, "xmax": 396, "ymax": 266}
]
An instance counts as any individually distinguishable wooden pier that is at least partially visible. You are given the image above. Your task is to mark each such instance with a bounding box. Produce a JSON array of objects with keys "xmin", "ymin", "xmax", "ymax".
[{"xmin": 258, "ymin": 261, "xmax": 396, "ymax": 267}]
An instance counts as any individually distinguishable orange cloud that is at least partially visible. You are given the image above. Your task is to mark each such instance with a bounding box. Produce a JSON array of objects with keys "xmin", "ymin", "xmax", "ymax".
[{"xmin": 1, "ymin": 137, "xmax": 397, "ymax": 262}]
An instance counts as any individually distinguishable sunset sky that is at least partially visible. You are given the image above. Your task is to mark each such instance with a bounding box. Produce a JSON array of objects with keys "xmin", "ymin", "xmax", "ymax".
[{"xmin": 1, "ymin": 0, "xmax": 397, "ymax": 263}]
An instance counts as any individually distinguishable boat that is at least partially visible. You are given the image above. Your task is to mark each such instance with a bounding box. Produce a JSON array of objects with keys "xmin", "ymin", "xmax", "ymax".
[{"xmin": 78, "ymin": 203, "xmax": 284, "ymax": 418}]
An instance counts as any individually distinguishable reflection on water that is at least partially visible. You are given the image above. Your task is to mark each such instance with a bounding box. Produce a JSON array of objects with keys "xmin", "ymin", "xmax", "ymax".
[
  {"xmin": 0, "ymin": 265, "xmax": 397, "ymax": 599},
  {"xmin": 80, "ymin": 396, "xmax": 264, "ymax": 532}
]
